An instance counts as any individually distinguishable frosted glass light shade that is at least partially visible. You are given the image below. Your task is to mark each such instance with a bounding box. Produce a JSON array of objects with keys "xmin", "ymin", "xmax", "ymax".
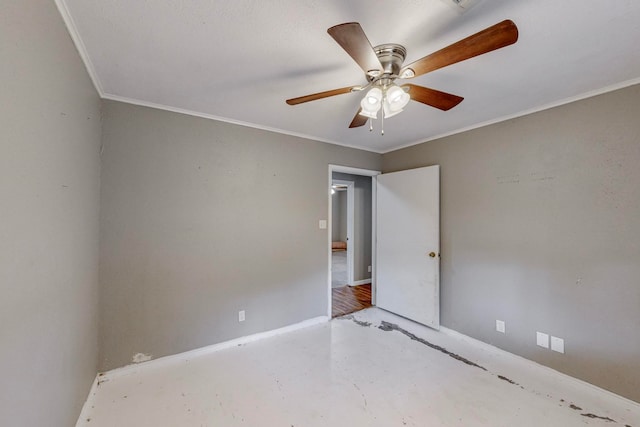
[
  {"xmin": 383, "ymin": 103, "xmax": 403, "ymax": 118},
  {"xmin": 385, "ymin": 85, "xmax": 410, "ymax": 113},
  {"xmin": 359, "ymin": 87, "xmax": 382, "ymax": 118}
]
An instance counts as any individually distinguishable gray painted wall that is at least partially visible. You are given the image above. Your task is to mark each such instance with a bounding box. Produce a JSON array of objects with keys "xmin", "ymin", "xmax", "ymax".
[
  {"xmin": 382, "ymin": 84, "xmax": 640, "ymax": 402},
  {"xmin": 331, "ymin": 190, "xmax": 346, "ymax": 242},
  {"xmin": 332, "ymin": 172, "xmax": 373, "ymax": 282},
  {"xmin": 99, "ymin": 100, "xmax": 381, "ymax": 370},
  {"xmin": 0, "ymin": 1, "xmax": 102, "ymax": 426},
  {"xmin": 339, "ymin": 191, "xmax": 348, "ymax": 241}
]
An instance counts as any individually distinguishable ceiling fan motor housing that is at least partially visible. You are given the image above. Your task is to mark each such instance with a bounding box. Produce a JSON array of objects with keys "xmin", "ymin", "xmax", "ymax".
[{"xmin": 368, "ymin": 44, "xmax": 407, "ymax": 83}]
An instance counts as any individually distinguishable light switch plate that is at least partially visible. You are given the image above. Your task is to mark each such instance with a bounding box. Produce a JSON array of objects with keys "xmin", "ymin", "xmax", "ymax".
[
  {"xmin": 319, "ymin": 220, "xmax": 327, "ymax": 229},
  {"xmin": 537, "ymin": 332, "xmax": 549, "ymax": 348},
  {"xmin": 551, "ymin": 336, "xmax": 565, "ymax": 353},
  {"xmin": 496, "ymin": 320, "xmax": 506, "ymax": 333},
  {"xmin": 238, "ymin": 310, "xmax": 245, "ymax": 322}
]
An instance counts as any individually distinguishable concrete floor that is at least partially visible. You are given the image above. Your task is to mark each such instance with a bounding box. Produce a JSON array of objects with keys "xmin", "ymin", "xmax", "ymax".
[{"xmin": 78, "ymin": 308, "xmax": 640, "ymax": 426}]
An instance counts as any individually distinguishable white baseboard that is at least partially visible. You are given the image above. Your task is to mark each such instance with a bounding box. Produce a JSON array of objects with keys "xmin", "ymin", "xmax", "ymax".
[
  {"xmin": 439, "ymin": 326, "xmax": 640, "ymax": 409},
  {"xmin": 76, "ymin": 315, "xmax": 330, "ymax": 424},
  {"xmin": 351, "ymin": 279, "xmax": 372, "ymax": 286},
  {"xmin": 104, "ymin": 315, "xmax": 330, "ymax": 381}
]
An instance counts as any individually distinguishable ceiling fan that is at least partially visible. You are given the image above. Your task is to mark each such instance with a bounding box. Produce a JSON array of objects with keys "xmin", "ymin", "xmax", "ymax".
[{"xmin": 286, "ymin": 20, "xmax": 518, "ymax": 131}]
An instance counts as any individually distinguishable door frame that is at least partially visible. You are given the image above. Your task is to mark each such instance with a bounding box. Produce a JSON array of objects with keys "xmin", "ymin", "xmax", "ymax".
[
  {"xmin": 327, "ymin": 165, "xmax": 381, "ymax": 318},
  {"xmin": 332, "ymin": 179, "xmax": 355, "ymax": 286}
]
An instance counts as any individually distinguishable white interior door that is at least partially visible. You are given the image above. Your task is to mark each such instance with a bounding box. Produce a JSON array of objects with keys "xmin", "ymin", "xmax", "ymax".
[{"xmin": 376, "ymin": 165, "xmax": 440, "ymax": 329}]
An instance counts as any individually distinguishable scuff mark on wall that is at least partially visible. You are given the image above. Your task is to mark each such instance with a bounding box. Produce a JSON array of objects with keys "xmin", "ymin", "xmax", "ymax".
[
  {"xmin": 132, "ymin": 353, "xmax": 152, "ymax": 364},
  {"xmin": 497, "ymin": 174, "xmax": 520, "ymax": 185}
]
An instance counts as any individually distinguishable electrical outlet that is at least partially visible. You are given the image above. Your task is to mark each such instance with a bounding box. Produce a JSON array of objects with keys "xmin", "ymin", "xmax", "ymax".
[
  {"xmin": 536, "ymin": 332, "xmax": 549, "ymax": 348},
  {"xmin": 367, "ymin": 265, "xmax": 372, "ymax": 273},
  {"xmin": 496, "ymin": 320, "xmax": 505, "ymax": 333},
  {"xmin": 238, "ymin": 310, "xmax": 245, "ymax": 322},
  {"xmin": 318, "ymin": 220, "xmax": 327, "ymax": 229},
  {"xmin": 551, "ymin": 336, "xmax": 565, "ymax": 353}
]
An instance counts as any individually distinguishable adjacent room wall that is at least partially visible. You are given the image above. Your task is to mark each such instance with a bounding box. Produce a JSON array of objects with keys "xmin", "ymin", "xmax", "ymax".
[
  {"xmin": 382, "ymin": 84, "xmax": 640, "ymax": 402},
  {"xmin": 338, "ymin": 190, "xmax": 348, "ymax": 242},
  {"xmin": 332, "ymin": 172, "xmax": 373, "ymax": 282},
  {"xmin": 0, "ymin": 1, "xmax": 102, "ymax": 426},
  {"xmin": 99, "ymin": 100, "xmax": 381, "ymax": 370},
  {"xmin": 331, "ymin": 190, "xmax": 346, "ymax": 242}
]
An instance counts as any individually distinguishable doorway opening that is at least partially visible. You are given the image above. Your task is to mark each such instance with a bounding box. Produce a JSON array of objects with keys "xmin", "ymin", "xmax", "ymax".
[
  {"xmin": 330, "ymin": 179, "xmax": 352, "ymax": 289},
  {"xmin": 328, "ymin": 165, "xmax": 380, "ymax": 318}
]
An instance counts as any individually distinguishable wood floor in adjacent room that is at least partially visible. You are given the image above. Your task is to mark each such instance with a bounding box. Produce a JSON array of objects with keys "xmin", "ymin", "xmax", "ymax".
[
  {"xmin": 332, "ymin": 283, "xmax": 372, "ymax": 317},
  {"xmin": 78, "ymin": 308, "xmax": 640, "ymax": 427}
]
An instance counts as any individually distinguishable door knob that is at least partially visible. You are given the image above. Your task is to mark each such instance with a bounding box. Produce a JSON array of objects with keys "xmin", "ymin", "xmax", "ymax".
[{"xmin": 428, "ymin": 252, "xmax": 436, "ymax": 258}]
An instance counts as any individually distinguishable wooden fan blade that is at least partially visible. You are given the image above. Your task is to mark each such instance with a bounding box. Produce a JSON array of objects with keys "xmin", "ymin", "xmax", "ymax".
[
  {"xmin": 286, "ymin": 86, "xmax": 356, "ymax": 105},
  {"xmin": 403, "ymin": 84, "xmax": 464, "ymax": 111},
  {"xmin": 328, "ymin": 23, "xmax": 383, "ymax": 75},
  {"xmin": 401, "ymin": 20, "xmax": 518, "ymax": 78},
  {"xmin": 349, "ymin": 108, "xmax": 368, "ymax": 128}
]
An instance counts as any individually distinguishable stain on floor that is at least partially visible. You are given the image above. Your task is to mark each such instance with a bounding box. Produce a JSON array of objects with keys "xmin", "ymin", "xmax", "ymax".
[
  {"xmin": 352, "ymin": 315, "xmax": 627, "ymax": 426},
  {"xmin": 581, "ymin": 413, "xmax": 617, "ymax": 422},
  {"xmin": 341, "ymin": 315, "xmax": 372, "ymax": 328},
  {"xmin": 82, "ymin": 308, "xmax": 639, "ymax": 426},
  {"xmin": 498, "ymin": 375, "xmax": 518, "ymax": 385},
  {"xmin": 378, "ymin": 321, "xmax": 487, "ymax": 371}
]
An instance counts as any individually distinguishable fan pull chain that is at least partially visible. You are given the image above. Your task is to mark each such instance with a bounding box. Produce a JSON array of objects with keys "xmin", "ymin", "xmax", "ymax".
[
  {"xmin": 381, "ymin": 113, "xmax": 385, "ymax": 136},
  {"xmin": 369, "ymin": 119, "xmax": 373, "ymax": 132}
]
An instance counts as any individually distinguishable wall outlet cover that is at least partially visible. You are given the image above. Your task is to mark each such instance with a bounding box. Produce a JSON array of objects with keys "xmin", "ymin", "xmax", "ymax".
[
  {"xmin": 536, "ymin": 332, "xmax": 549, "ymax": 348},
  {"xmin": 551, "ymin": 336, "xmax": 565, "ymax": 353},
  {"xmin": 496, "ymin": 320, "xmax": 506, "ymax": 333},
  {"xmin": 238, "ymin": 310, "xmax": 245, "ymax": 322},
  {"xmin": 319, "ymin": 220, "xmax": 327, "ymax": 229}
]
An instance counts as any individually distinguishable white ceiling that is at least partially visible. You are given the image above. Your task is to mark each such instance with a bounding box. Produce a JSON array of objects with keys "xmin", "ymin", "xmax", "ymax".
[{"xmin": 58, "ymin": 0, "xmax": 640, "ymax": 153}]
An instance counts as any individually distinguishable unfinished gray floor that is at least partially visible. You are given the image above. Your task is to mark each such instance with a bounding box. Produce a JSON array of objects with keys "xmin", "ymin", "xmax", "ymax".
[{"xmin": 78, "ymin": 308, "xmax": 640, "ymax": 426}]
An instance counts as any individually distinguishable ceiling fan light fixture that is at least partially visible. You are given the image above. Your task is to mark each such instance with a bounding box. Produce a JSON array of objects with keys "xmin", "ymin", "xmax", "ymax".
[
  {"xmin": 383, "ymin": 103, "xmax": 404, "ymax": 119},
  {"xmin": 385, "ymin": 85, "xmax": 410, "ymax": 111},
  {"xmin": 358, "ymin": 109, "xmax": 378, "ymax": 119},
  {"xmin": 364, "ymin": 87, "xmax": 382, "ymax": 104},
  {"xmin": 400, "ymin": 68, "xmax": 415, "ymax": 79},
  {"xmin": 287, "ymin": 20, "xmax": 518, "ymax": 133},
  {"xmin": 360, "ymin": 87, "xmax": 382, "ymax": 117}
]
